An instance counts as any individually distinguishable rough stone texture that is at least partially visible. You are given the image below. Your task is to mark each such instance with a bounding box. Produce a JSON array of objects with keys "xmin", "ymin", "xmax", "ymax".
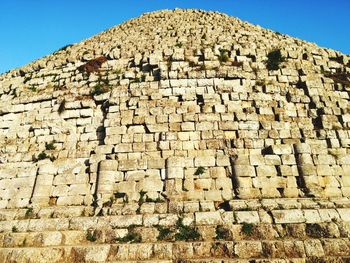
[{"xmin": 1, "ymin": 8, "xmax": 350, "ymax": 262}]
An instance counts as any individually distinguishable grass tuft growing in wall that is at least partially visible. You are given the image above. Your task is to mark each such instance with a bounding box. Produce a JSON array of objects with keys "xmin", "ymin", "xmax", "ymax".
[{"xmin": 266, "ymin": 49, "xmax": 285, "ymax": 70}]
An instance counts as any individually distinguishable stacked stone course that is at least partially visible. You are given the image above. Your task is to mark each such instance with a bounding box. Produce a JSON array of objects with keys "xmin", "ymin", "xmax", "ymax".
[{"xmin": 1, "ymin": 9, "xmax": 350, "ymax": 262}]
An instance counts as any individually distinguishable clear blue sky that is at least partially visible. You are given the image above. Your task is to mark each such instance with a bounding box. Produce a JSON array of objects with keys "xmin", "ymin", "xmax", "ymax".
[{"xmin": 1, "ymin": 0, "xmax": 349, "ymax": 74}]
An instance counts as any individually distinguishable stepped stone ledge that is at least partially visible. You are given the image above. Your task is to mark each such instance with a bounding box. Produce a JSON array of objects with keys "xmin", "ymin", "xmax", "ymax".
[{"xmin": 1, "ymin": 8, "xmax": 350, "ymax": 262}]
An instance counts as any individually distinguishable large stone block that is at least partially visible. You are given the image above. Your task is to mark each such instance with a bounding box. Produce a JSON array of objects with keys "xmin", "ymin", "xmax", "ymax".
[
  {"xmin": 194, "ymin": 156, "xmax": 216, "ymax": 167},
  {"xmin": 234, "ymin": 165, "xmax": 256, "ymax": 177},
  {"xmin": 272, "ymin": 209, "xmax": 305, "ymax": 223}
]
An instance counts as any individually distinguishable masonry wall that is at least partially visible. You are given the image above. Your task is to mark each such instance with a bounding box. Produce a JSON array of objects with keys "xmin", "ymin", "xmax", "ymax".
[{"xmin": 0, "ymin": 9, "xmax": 350, "ymax": 211}]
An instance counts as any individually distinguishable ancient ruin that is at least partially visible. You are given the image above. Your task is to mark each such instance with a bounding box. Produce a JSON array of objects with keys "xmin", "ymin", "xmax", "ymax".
[{"xmin": 1, "ymin": 9, "xmax": 350, "ymax": 262}]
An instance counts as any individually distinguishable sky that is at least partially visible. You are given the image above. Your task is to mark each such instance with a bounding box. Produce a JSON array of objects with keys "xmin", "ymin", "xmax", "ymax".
[{"xmin": 0, "ymin": 0, "xmax": 349, "ymax": 74}]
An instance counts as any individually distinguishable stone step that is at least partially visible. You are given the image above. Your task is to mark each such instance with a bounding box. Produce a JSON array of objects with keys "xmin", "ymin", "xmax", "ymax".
[
  {"xmin": 0, "ymin": 221, "xmax": 350, "ymax": 247},
  {"xmin": 2, "ymin": 221, "xmax": 350, "ymax": 248},
  {"xmin": 2, "ymin": 198, "xmax": 350, "ymax": 221},
  {"xmin": 1, "ymin": 239, "xmax": 350, "ymax": 262},
  {"xmin": 1, "ymin": 207, "xmax": 350, "ymax": 235}
]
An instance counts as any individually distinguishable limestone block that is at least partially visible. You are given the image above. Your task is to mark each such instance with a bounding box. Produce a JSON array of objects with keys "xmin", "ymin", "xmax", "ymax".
[
  {"xmin": 52, "ymin": 185, "xmax": 69, "ymax": 196},
  {"xmin": 116, "ymin": 181, "xmax": 136, "ymax": 193},
  {"xmin": 32, "ymin": 184, "xmax": 53, "ymax": 197},
  {"xmin": 72, "ymin": 245, "xmax": 110, "ymax": 262},
  {"xmin": 12, "ymin": 177, "xmax": 35, "ymax": 188},
  {"xmin": 269, "ymin": 144, "xmax": 293, "ymax": 155},
  {"xmin": 100, "ymin": 171, "xmax": 121, "ymax": 183},
  {"xmin": 195, "ymin": 211, "xmax": 222, "ymax": 225},
  {"xmin": 118, "ymin": 160, "xmax": 139, "ymax": 171},
  {"xmin": 194, "ymin": 156, "xmax": 216, "ymax": 167},
  {"xmin": 184, "ymin": 201, "xmax": 200, "ymax": 213},
  {"xmin": 261, "ymin": 188, "xmax": 281, "ymax": 198},
  {"xmin": 125, "ymin": 170, "xmax": 146, "ymax": 181},
  {"xmin": 38, "ymin": 163, "xmax": 57, "ymax": 175},
  {"xmin": 300, "ymin": 165, "xmax": 317, "ymax": 176},
  {"xmin": 80, "ymin": 108, "xmax": 93, "ymax": 117},
  {"xmin": 234, "ymin": 155, "xmax": 250, "ymax": 165},
  {"xmin": 99, "ymin": 160, "xmax": 118, "ymax": 171},
  {"xmin": 146, "ymin": 124, "xmax": 168, "ymax": 133},
  {"xmin": 28, "ymin": 218, "xmax": 69, "ymax": 232},
  {"xmin": 41, "ymin": 231, "xmax": 63, "ymax": 246},
  {"xmin": 167, "ymin": 167, "xmax": 184, "ymax": 179},
  {"xmin": 238, "ymin": 121, "xmax": 259, "ymax": 130},
  {"xmin": 249, "ymin": 154, "xmax": 265, "ymax": 165},
  {"xmin": 204, "ymin": 190, "xmax": 222, "ymax": 201},
  {"xmin": 215, "ymin": 177, "xmax": 233, "ymax": 190},
  {"xmin": 338, "ymin": 154, "xmax": 350, "ymax": 165},
  {"xmin": 219, "ymin": 121, "xmax": 238, "ymax": 130},
  {"xmin": 194, "ymin": 178, "xmax": 212, "ymax": 190},
  {"xmin": 281, "ymin": 154, "xmax": 296, "ymax": 165},
  {"xmin": 337, "ymin": 208, "xmax": 350, "ymax": 222},
  {"xmin": 318, "ymin": 209, "xmax": 341, "ymax": 222},
  {"xmin": 256, "ymin": 165, "xmax": 277, "ymax": 177},
  {"xmin": 68, "ymin": 184, "xmax": 90, "ymax": 196},
  {"xmin": 114, "ymin": 143, "xmax": 132, "ymax": 153},
  {"xmin": 216, "ymin": 156, "xmax": 230, "ymax": 166},
  {"xmin": 167, "ymin": 156, "xmax": 185, "ymax": 167},
  {"xmin": 137, "ymin": 178, "xmax": 163, "ymax": 192},
  {"xmin": 0, "ymin": 200, "xmax": 8, "ymax": 209},
  {"xmin": 237, "ymin": 188, "xmax": 261, "ymax": 199},
  {"xmin": 235, "ymin": 241, "xmax": 262, "ymax": 258},
  {"xmin": 304, "ymin": 240, "xmax": 324, "ymax": 257},
  {"xmin": 147, "ymin": 158, "xmax": 165, "ymax": 169},
  {"xmin": 56, "ymin": 196, "xmax": 84, "ymax": 206},
  {"xmin": 303, "ymin": 209, "xmax": 322, "ymax": 223},
  {"xmin": 272, "ymin": 209, "xmax": 305, "ymax": 223},
  {"xmin": 237, "ymin": 177, "xmax": 252, "ymax": 188},
  {"xmin": 235, "ymin": 211, "xmax": 260, "ymax": 224},
  {"xmin": 106, "ymin": 126, "xmax": 127, "ymax": 135}
]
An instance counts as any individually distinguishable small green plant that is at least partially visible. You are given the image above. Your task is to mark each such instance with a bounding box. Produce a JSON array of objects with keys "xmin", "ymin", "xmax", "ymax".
[
  {"xmin": 12, "ymin": 226, "xmax": 18, "ymax": 233},
  {"xmin": 24, "ymin": 76, "xmax": 31, "ymax": 84},
  {"xmin": 215, "ymin": 225, "xmax": 230, "ymax": 240},
  {"xmin": 86, "ymin": 231, "xmax": 97, "ymax": 242},
  {"xmin": 131, "ymin": 74, "xmax": 146, "ymax": 83},
  {"xmin": 90, "ymin": 83, "xmax": 111, "ymax": 96},
  {"xmin": 175, "ymin": 218, "xmax": 201, "ymax": 241},
  {"xmin": 28, "ymin": 86, "xmax": 37, "ymax": 92},
  {"xmin": 25, "ymin": 208, "xmax": 34, "ymax": 219},
  {"xmin": 175, "ymin": 42, "xmax": 183, "ymax": 48},
  {"xmin": 218, "ymin": 49, "xmax": 230, "ymax": 64},
  {"xmin": 241, "ymin": 222, "xmax": 254, "ymax": 236},
  {"xmin": 58, "ymin": 99, "xmax": 65, "ymax": 115},
  {"xmin": 136, "ymin": 191, "xmax": 146, "ymax": 214},
  {"xmin": 200, "ymin": 64, "xmax": 207, "ymax": 71},
  {"xmin": 255, "ymin": 79, "xmax": 267, "ymax": 86},
  {"xmin": 54, "ymin": 44, "xmax": 73, "ymax": 54},
  {"xmin": 194, "ymin": 166, "xmax": 206, "ymax": 176},
  {"xmin": 116, "ymin": 226, "xmax": 142, "ymax": 243},
  {"xmin": 113, "ymin": 68, "xmax": 122, "ymax": 75},
  {"xmin": 157, "ymin": 225, "xmax": 173, "ymax": 241},
  {"xmin": 45, "ymin": 142, "xmax": 56, "ymax": 150},
  {"xmin": 266, "ymin": 49, "xmax": 285, "ymax": 70},
  {"xmin": 37, "ymin": 152, "xmax": 50, "ymax": 161}
]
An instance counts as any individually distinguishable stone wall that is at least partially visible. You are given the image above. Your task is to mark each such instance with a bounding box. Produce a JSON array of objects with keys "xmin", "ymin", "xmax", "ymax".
[
  {"xmin": 1, "ymin": 10, "xmax": 350, "ymax": 211},
  {"xmin": 1, "ymin": 8, "xmax": 350, "ymax": 262}
]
